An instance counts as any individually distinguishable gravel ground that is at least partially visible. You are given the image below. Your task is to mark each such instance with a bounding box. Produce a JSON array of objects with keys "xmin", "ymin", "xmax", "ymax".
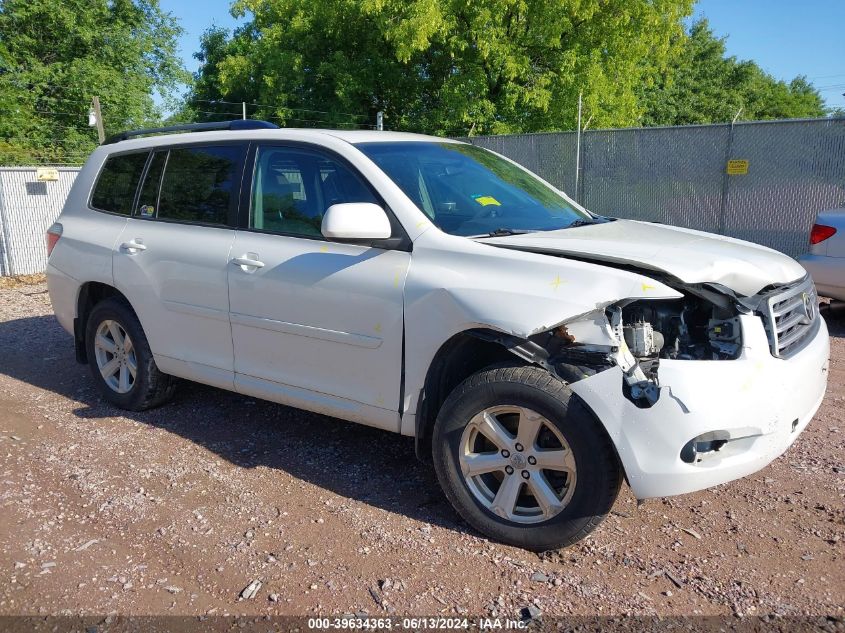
[{"xmin": 0, "ymin": 280, "xmax": 843, "ymax": 620}]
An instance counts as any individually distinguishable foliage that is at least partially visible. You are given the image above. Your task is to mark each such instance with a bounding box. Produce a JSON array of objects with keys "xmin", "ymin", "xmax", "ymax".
[
  {"xmin": 1, "ymin": 0, "xmax": 834, "ymax": 164},
  {"xmin": 177, "ymin": 25, "xmax": 260, "ymax": 124},
  {"xmin": 0, "ymin": 0, "xmax": 188, "ymax": 164},
  {"xmin": 188, "ymin": 0, "xmax": 694, "ymax": 135},
  {"xmin": 638, "ymin": 19, "xmax": 827, "ymax": 126}
]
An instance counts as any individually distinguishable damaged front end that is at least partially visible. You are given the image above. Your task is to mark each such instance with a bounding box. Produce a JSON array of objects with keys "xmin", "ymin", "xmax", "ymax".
[
  {"xmin": 424, "ymin": 234, "xmax": 829, "ymax": 499},
  {"xmin": 478, "ymin": 279, "xmax": 749, "ymax": 409}
]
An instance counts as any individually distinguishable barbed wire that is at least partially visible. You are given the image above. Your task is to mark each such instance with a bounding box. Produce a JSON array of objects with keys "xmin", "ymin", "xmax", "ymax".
[
  {"xmin": 190, "ymin": 109, "xmax": 247, "ymax": 117},
  {"xmin": 192, "ymin": 98, "xmax": 370, "ymax": 120},
  {"xmin": 9, "ymin": 122, "xmax": 99, "ymax": 134},
  {"xmin": 0, "ymin": 85, "xmax": 378, "ymax": 168},
  {"xmin": 0, "ymin": 156, "xmax": 87, "ymax": 165},
  {"xmin": 185, "ymin": 110, "xmax": 376, "ymax": 129},
  {"xmin": 0, "ymin": 147, "xmax": 91, "ymax": 156},
  {"xmin": 3, "ymin": 136, "xmax": 97, "ymax": 145}
]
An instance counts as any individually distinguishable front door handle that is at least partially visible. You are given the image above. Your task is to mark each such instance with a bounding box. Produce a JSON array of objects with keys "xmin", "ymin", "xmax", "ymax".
[
  {"xmin": 120, "ymin": 239, "xmax": 147, "ymax": 253},
  {"xmin": 232, "ymin": 254, "xmax": 265, "ymax": 269}
]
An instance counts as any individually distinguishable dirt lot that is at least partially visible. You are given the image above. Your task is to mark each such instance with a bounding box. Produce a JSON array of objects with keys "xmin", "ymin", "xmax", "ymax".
[{"xmin": 0, "ymin": 280, "xmax": 843, "ymax": 621}]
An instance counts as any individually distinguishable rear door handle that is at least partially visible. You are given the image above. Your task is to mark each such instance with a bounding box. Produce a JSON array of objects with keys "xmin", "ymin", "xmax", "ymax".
[
  {"xmin": 232, "ymin": 255, "xmax": 265, "ymax": 269},
  {"xmin": 120, "ymin": 239, "xmax": 147, "ymax": 253}
]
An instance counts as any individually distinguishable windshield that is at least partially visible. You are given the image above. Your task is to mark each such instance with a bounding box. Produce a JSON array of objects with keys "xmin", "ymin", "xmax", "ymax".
[{"xmin": 356, "ymin": 141, "xmax": 594, "ymax": 237}]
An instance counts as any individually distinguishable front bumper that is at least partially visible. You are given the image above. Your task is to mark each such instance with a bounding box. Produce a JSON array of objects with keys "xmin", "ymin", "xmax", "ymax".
[{"xmin": 569, "ymin": 313, "xmax": 829, "ymax": 499}]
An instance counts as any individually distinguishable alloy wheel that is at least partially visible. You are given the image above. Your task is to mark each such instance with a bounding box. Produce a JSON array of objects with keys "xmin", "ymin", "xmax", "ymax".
[
  {"xmin": 93, "ymin": 319, "xmax": 137, "ymax": 394},
  {"xmin": 459, "ymin": 405, "xmax": 577, "ymax": 524}
]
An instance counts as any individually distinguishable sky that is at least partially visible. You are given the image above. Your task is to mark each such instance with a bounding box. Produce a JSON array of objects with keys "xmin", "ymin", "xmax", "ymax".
[
  {"xmin": 159, "ymin": 0, "xmax": 845, "ymax": 111},
  {"xmin": 692, "ymin": 1, "xmax": 845, "ymax": 110}
]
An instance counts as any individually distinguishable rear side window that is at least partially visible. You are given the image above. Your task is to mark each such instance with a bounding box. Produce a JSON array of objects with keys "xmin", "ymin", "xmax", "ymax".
[
  {"xmin": 156, "ymin": 145, "xmax": 244, "ymax": 225},
  {"xmin": 91, "ymin": 152, "xmax": 148, "ymax": 215}
]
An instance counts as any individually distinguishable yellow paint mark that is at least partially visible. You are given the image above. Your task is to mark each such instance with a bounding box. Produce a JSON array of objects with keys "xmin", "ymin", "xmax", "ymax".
[
  {"xmin": 374, "ymin": 323, "xmax": 382, "ymax": 333},
  {"xmin": 741, "ymin": 363, "xmax": 765, "ymax": 391},
  {"xmin": 319, "ymin": 245, "xmax": 329, "ymax": 253},
  {"xmin": 416, "ymin": 220, "xmax": 429, "ymax": 228},
  {"xmin": 641, "ymin": 283, "xmax": 656, "ymax": 292},
  {"xmin": 550, "ymin": 275, "xmax": 566, "ymax": 291},
  {"xmin": 375, "ymin": 395, "xmax": 385, "ymax": 406}
]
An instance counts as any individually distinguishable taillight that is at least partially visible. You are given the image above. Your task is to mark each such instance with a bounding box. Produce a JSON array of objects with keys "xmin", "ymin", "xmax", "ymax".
[
  {"xmin": 46, "ymin": 222, "xmax": 63, "ymax": 256},
  {"xmin": 809, "ymin": 223, "xmax": 836, "ymax": 245}
]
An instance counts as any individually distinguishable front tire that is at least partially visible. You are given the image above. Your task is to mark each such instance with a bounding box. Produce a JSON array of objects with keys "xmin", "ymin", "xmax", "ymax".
[
  {"xmin": 85, "ymin": 297, "xmax": 175, "ymax": 411},
  {"xmin": 432, "ymin": 365, "xmax": 621, "ymax": 551}
]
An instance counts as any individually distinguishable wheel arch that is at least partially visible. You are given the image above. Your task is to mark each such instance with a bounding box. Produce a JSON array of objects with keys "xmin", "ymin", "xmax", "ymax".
[
  {"xmin": 412, "ymin": 328, "xmax": 628, "ymax": 490},
  {"xmin": 413, "ymin": 328, "xmax": 531, "ymax": 462},
  {"xmin": 75, "ymin": 282, "xmax": 133, "ymax": 363}
]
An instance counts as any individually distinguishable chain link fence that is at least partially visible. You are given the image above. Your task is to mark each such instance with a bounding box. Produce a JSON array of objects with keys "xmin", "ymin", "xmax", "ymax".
[
  {"xmin": 1, "ymin": 118, "xmax": 844, "ymax": 276},
  {"xmin": 0, "ymin": 167, "xmax": 80, "ymax": 276},
  {"xmin": 463, "ymin": 117, "xmax": 845, "ymax": 258}
]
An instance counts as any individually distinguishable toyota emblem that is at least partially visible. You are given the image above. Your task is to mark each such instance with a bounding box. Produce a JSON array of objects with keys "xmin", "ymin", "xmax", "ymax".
[{"xmin": 802, "ymin": 292, "xmax": 815, "ymax": 322}]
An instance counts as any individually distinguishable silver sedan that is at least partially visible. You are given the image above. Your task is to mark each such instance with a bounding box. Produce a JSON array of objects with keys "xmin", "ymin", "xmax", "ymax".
[{"xmin": 800, "ymin": 208, "xmax": 845, "ymax": 302}]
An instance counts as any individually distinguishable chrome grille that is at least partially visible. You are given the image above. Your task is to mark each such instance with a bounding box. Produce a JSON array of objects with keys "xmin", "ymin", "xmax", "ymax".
[{"xmin": 760, "ymin": 276, "xmax": 819, "ymax": 359}]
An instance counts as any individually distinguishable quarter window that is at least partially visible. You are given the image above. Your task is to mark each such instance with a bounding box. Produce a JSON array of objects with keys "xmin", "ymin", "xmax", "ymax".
[
  {"xmin": 135, "ymin": 150, "xmax": 167, "ymax": 218},
  {"xmin": 250, "ymin": 146, "xmax": 378, "ymax": 237},
  {"xmin": 91, "ymin": 152, "xmax": 148, "ymax": 215},
  {"xmin": 156, "ymin": 145, "xmax": 244, "ymax": 225}
]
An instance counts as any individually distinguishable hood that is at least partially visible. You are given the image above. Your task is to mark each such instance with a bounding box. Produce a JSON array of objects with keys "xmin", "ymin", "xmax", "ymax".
[{"xmin": 479, "ymin": 219, "xmax": 806, "ymax": 296}]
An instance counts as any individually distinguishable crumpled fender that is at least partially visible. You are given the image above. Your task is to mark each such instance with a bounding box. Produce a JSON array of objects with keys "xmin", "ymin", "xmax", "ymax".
[{"xmin": 400, "ymin": 232, "xmax": 682, "ymax": 427}]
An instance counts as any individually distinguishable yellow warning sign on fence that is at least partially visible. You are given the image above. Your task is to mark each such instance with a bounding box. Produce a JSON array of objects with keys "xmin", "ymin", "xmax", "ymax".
[
  {"xmin": 36, "ymin": 167, "xmax": 59, "ymax": 182},
  {"xmin": 726, "ymin": 159, "xmax": 749, "ymax": 175}
]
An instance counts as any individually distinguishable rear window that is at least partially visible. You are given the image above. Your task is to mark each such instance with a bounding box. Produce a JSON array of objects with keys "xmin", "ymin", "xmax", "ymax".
[
  {"xmin": 91, "ymin": 152, "xmax": 149, "ymax": 215},
  {"xmin": 156, "ymin": 145, "xmax": 244, "ymax": 225}
]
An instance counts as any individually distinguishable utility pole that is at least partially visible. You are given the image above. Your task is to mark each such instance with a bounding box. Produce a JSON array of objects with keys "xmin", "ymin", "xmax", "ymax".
[
  {"xmin": 242, "ymin": 102, "xmax": 247, "ymax": 120},
  {"xmin": 376, "ymin": 111, "xmax": 384, "ymax": 131},
  {"xmin": 717, "ymin": 107, "xmax": 743, "ymax": 236},
  {"xmin": 90, "ymin": 96, "xmax": 105, "ymax": 145},
  {"xmin": 574, "ymin": 91, "xmax": 583, "ymax": 203}
]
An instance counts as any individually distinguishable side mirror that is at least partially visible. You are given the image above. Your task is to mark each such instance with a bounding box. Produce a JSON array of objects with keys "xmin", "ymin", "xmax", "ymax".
[{"xmin": 321, "ymin": 203, "xmax": 392, "ymax": 241}]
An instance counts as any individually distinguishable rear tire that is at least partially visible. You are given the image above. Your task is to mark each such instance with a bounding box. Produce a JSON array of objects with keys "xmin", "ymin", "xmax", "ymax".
[
  {"xmin": 85, "ymin": 297, "xmax": 175, "ymax": 411},
  {"xmin": 432, "ymin": 365, "xmax": 621, "ymax": 551}
]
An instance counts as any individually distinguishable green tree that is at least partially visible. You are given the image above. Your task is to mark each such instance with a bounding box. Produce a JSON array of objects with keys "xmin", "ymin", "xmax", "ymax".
[
  {"xmin": 0, "ymin": 0, "xmax": 188, "ymax": 164},
  {"xmin": 189, "ymin": 0, "xmax": 694, "ymax": 135},
  {"xmin": 178, "ymin": 25, "xmax": 261, "ymax": 124},
  {"xmin": 638, "ymin": 19, "xmax": 827, "ymax": 126}
]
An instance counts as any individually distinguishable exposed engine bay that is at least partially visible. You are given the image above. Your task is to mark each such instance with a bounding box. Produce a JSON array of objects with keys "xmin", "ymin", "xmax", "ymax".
[
  {"xmin": 619, "ymin": 295, "xmax": 742, "ymax": 361},
  {"xmin": 482, "ymin": 275, "xmax": 748, "ymax": 410}
]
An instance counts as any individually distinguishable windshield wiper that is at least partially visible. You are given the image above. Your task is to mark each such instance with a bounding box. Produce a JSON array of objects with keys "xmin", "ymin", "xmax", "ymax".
[
  {"xmin": 566, "ymin": 218, "xmax": 600, "ymax": 228},
  {"xmin": 482, "ymin": 228, "xmax": 533, "ymax": 237}
]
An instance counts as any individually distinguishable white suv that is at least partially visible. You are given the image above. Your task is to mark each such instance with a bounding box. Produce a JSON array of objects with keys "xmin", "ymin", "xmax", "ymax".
[{"xmin": 46, "ymin": 121, "xmax": 829, "ymax": 551}]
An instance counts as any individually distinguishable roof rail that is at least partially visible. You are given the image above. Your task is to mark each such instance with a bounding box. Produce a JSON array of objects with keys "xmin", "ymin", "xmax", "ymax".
[{"xmin": 104, "ymin": 119, "xmax": 279, "ymax": 145}]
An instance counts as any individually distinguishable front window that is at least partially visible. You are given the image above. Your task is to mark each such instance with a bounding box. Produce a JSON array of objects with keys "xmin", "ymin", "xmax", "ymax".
[
  {"xmin": 249, "ymin": 145, "xmax": 378, "ymax": 238},
  {"xmin": 357, "ymin": 142, "xmax": 594, "ymax": 237}
]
